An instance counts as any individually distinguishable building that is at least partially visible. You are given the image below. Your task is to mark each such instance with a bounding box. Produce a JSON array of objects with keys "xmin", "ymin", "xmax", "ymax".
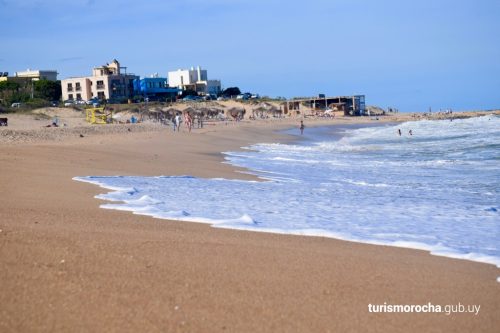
[
  {"xmin": 0, "ymin": 69, "xmax": 59, "ymax": 100},
  {"xmin": 286, "ymin": 95, "xmax": 366, "ymax": 116},
  {"xmin": 15, "ymin": 69, "xmax": 58, "ymax": 81},
  {"xmin": 133, "ymin": 75, "xmax": 180, "ymax": 101},
  {"xmin": 167, "ymin": 66, "xmax": 221, "ymax": 96},
  {"xmin": 61, "ymin": 59, "xmax": 138, "ymax": 102},
  {"xmin": 0, "ymin": 69, "xmax": 58, "ymax": 84}
]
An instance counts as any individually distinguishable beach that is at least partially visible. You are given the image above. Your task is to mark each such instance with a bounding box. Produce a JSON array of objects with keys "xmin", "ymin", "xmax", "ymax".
[{"xmin": 1, "ymin": 111, "xmax": 499, "ymax": 332}]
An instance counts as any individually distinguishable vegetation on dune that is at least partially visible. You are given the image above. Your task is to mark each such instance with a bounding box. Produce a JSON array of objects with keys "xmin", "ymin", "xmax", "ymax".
[
  {"xmin": 0, "ymin": 79, "xmax": 62, "ymax": 109},
  {"xmin": 34, "ymin": 80, "xmax": 61, "ymax": 102}
]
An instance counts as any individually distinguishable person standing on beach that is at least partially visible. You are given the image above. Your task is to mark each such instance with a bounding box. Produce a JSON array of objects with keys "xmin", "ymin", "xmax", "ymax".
[
  {"xmin": 184, "ymin": 112, "xmax": 193, "ymax": 132},
  {"xmin": 398, "ymin": 129, "xmax": 402, "ymax": 136},
  {"xmin": 172, "ymin": 116, "xmax": 177, "ymax": 132},
  {"xmin": 300, "ymin": 120, "xmax": 305, "ymax": 135},
  {"xmin": 174, "ymin": 113, "xmax": 182, "ymax": 132},
  {"xmin": 198, "ymin": 115, "xmax": 203, "ymax": 129}
]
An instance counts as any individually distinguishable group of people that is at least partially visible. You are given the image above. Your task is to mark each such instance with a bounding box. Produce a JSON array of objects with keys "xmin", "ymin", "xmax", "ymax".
[
  {"xmin": 172, "ymin": 112, "xmax": 205, "ymax": 132},
  {"xmin": 299, "ymin": 121, "xmax": 414, "ymax": 138},
  {"xmin": 172, "ymin": 113, "xmax": 191, "ymax": 132},
  {"xmin": 397, "ymin": 128, "xmax": 413, "ymax": 136}
]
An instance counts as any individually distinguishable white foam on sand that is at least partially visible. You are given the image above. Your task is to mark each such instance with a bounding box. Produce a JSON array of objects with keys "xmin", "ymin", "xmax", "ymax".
[{"xmin": 73, "ymin": 116, "xmax": 500, "ymax": 280}]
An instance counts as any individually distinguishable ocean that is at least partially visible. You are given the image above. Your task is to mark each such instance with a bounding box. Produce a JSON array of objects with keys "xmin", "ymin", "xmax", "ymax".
[{"xmin": 75, "ymin": 115, "xmax": 500, "ymax": 271}]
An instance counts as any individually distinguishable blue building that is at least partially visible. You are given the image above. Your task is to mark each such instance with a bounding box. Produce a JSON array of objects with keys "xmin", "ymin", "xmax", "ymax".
[{"xmin": 133, "ymin": 77, "xmax": 179, "ymax": 101}]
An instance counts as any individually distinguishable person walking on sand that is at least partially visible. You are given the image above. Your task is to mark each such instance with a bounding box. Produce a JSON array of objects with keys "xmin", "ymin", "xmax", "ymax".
[
  {"xmin": 398, "ymin": 128, "xmax": 402, "ymax": 136},
  {"xmin": 198, "ymin": 114, "xmax": 203, "ymax": 129},
  {"xmin": 300, "ymin": 120, "xmax": 305, "ymax": 135},
  {"xmin": 174, "ymin": 113, "xmax": 182, "ymax": 132},
  {"xmin": 172, "ymin": 115, "xmax": 177, "ymax": 132},
  {"xmin": 409, "ymin": 129, "xmax": 413, "ymax": 136},
  {"xmin": 184, "ymin": 112, "xmax": 193, "ymax": 132}
]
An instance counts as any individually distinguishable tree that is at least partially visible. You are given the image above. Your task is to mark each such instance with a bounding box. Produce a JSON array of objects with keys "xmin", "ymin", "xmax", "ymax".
[
  {"xmin": 0, "ymin": 81, "xmax": 20, "ymax": 91},
  {"xmin": 222, "ymin": 87, "xmax": 241, "ymax": 97},
  {"xmin": 0, "ymin": 81, "xmax": 21, "ymax": 106},
  {"xmin": 34, "ymin": 79, "xmax": 62, "ymax": 101}
]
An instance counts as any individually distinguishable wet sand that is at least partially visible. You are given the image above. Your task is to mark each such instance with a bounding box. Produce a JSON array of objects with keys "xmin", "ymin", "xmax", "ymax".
[{"xmin": 1, "ymin": 117, "xmax": 499, "ymax": 332}]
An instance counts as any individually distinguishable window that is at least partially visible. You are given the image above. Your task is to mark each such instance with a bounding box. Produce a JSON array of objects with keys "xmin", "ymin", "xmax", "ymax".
[
  {"xmin": 75, "ymin": 82, "xmax": 81, "ymax": 91},
  {"xmin": 97, "ymin": 91, "xmax": 105, "ymax": 99},
  {"xmin": 96, "ymin": 80, "xmax": 104, "ymax": 89},
  {"xmin": 68, "ymin": 94, "xmax": 73, "ymax": 100},
  {"xmin": 67, "ymin": 83, "xmax": 73, "ymax": 92},
  {"xmin": 76, "ymin": 93, "xmax": 82, "ymax": 100}
]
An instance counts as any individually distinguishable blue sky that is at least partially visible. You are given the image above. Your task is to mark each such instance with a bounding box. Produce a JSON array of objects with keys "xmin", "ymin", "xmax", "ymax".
[{"xmin": 1, "ymin": 0, "xmax": 499, "ymax": 111}]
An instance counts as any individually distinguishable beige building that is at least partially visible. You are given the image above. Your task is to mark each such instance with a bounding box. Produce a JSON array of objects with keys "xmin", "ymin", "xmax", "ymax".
[
  {"xmin": 15, "ymin": 69, "xmax": 58, "ymax": 81},
  {"xmin": 0, "ymin": 69, "xmax": 58, "ymax": 84},
  {"xmin": 61, "ymin": 59, "xmax": 138, "ymax": 102}
]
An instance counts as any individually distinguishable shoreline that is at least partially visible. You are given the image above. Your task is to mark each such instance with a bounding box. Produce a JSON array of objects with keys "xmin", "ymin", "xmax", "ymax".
[
  {"xmin": 1, "ymin": 106, "xmax": 498, "ymax": 145},
  {"xmin": 77, "ymin": 121, "xmax": 500, "ymax": 275},
  {"xmin": 1, "ymin": 114, "xmax": 499, "ymax": 332}
]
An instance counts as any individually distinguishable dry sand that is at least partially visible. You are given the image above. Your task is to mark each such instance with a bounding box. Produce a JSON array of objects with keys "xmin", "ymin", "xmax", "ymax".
[{"xmin": 0, "ymin": 109, "xmax": 499, "ymax": 332}]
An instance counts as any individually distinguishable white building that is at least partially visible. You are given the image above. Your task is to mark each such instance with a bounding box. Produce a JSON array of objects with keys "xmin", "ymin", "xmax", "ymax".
[
  {"xmin": 168, "ymin": 66, "xmax": 221, "ymax": 95},
  {"xmin": 15, "ymin": 69, "xmax": 58, "ymax": 81},
  {"xmin": 61, "ymin": 59, "xmax": 137, "ymax": 102}
]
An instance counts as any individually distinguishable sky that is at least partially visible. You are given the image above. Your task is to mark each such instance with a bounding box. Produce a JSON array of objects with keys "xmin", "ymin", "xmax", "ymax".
[{"xmin": 0, "ymin": 0, "xmax": 499, "ymax": 112}]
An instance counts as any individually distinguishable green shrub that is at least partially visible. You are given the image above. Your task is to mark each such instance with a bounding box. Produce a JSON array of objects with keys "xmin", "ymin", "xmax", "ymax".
[{"xmin": 25, "ymin": 98, "xmax": 51, "ymax": 108}]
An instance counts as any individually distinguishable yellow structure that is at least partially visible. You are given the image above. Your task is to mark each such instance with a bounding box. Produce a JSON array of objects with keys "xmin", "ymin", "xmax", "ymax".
[{"xmin": 85, "ymin": 107, "xmax": 112, "ymax": 124}]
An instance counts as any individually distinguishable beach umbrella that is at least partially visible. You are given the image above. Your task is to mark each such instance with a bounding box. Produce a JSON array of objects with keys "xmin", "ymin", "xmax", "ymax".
[
  {"xmin": 252, "ymin": 106, "xmax": 266, "ymax": 118},
  {"xmin": 163, "ymin": 108, "xmax": 181, "ymax": 121},
  {"xmin": 203, "ymin": 107, "xmax": 223, "ymax": 119},
  {"xmin": 267, "ymin": 105, "xmax": 281, "ymax": 116},
  {"xmin": 164, "ymin": 107, "xmax": 181, "ymax": 115},
  {"xmin": 208, "ymin": 107, "xmax": 223, "ymax": 115},
  {"xmin": 183, "ymin": 107, "xmax": 198, "ymax": 116},
  {"xmin": 195, "ymin": 107, "xmax": 210, "ymax": 116},
  {"xmin": 227, "ymin": 107, "xmax": 246, "ymax": 119}
]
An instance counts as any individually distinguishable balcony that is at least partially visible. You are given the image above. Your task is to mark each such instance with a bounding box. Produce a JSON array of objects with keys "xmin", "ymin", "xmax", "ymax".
[
  {"xmin": 67, "ymin": 87, "xmax": 73, "ymax": 92},
  {"xmin": 75, "ymin": 86, "xmax": 82, "ymax": 91},
  {"xmin": 96, "ymin": 84, "xmax": 105, "ymax": 90}
]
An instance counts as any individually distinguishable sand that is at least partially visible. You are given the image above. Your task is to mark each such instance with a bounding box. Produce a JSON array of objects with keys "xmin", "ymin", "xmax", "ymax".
[{"xmin": 0, "ymin": 110, "xmax": 499, "ymax": 332}]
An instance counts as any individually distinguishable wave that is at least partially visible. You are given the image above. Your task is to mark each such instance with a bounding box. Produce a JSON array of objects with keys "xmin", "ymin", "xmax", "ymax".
[{"xmin": 73, "ymin": 115, "xmax": 500, "ymax": 280}]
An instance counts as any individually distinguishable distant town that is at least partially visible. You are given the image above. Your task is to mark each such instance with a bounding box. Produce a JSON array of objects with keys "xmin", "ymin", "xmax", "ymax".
[{"xmin": 0, "ymin": 59, "xmax": 367, "ymax": 116}]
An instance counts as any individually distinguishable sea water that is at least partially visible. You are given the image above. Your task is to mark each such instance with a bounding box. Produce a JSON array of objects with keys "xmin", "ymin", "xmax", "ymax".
[{"xmin": 75, "ymin": 115, "xmax": 500, "ymax": 269}]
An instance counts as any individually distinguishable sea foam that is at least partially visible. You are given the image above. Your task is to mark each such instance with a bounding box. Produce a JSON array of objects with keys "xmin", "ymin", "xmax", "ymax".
[{"xmin": 74, "ymin": 115, "xmax": 500, "ymax": 275}]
